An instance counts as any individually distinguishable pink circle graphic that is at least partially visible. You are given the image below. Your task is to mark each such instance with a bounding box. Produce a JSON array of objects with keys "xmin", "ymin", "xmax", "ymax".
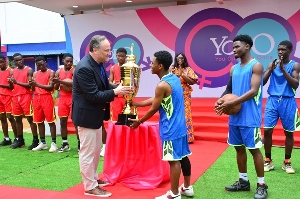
[{"xmin": 185, "ymin": 19, "xmax": 234, "ymax": 78}]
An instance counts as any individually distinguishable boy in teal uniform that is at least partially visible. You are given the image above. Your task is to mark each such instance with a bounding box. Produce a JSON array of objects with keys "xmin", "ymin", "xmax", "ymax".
[
  {"xmin": 130, "ymin": 50, "xmax": 193, "ymax": 199},
  {"xmin": 215, "ymin": 34, "xmax": 268, "ymax": 199},
  {"xmin": 263, "ymin": 40, "xmax": 300, "ymax": 174}
]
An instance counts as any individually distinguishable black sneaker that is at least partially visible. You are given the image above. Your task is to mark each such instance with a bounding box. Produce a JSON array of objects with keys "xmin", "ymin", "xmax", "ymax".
[
  {"xmin": 58, "ymin": 144, "xmax": 71, "ymax": 152},
  {"xmin": 10, "ymin": 139, "xmax": 25, "ymax": 149},
  {"xmin": 225, "ymin": 178, "xmax": 250, "ymax": 191},
  {"xmin": 0, "ymin": 138, "xmax": 12, "ymax": 146},
  {"xmin": 28, "ymin": 139, "xmax": 39, "ymax": 150},
  {"xmin": 10, "ymin": 138, "xmax": 17, "ymax": 147},
  {"xmin": 254, "ymin": 183, "xmax": 268, "ymax": 199}
]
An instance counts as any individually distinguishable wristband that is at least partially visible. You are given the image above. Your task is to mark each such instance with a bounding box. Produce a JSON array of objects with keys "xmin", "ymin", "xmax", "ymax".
[{"xmin": 138, "ymin": 119, "xmax": 143, "ymax": 124}]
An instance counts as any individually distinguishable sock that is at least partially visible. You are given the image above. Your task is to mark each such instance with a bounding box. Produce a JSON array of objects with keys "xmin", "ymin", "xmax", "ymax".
[
  {"xmin": 285, "ymin": 154, "xmax": 291, "ymax": 162},
  {"xmin": 265, "ymin": 153, "xmax": 271, "ymax": 160},
  {"xmin": 33, "ymin": 136, "xmax": 39, "ymax": 140},
  {"xmin": 40, "ymin": 137, "xmax": 46, "ymax": 144},
  {"xmin": 18, "ymin": 135, "xmax": 24, "ymax": 140},
  {"xmin": 239, "ymin": 173, "xmax": 248, "ymax": 181},
  {"xmin": 5, "ymin": 137, "xmax": 10, "ymax": 141},
  {"xmin": 62, "ymin": 137, "xmax": 68, "ymax": 145},
  {"xmin": 258, "ymin": 177, "xmax": 264, "ymax": 184},
  {"xmin": 52, "ymin": 139, "xmax": 56, "ymax": 144}
]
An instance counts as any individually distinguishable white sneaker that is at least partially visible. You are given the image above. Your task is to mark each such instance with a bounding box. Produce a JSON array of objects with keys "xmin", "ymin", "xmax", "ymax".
[
  {"xmin": 49, "ymin": 142, "xmax": 58, "ymax": 152},
  {"xmin": 155, "ymin": 190, "xmax": 181, "ymax": 199},
  {"xmin": 32, "ymin": 142, "xmax": 48, "ymax": 151},
  {"xmin": 100, "ymin": 145, "xmax": 105, "ymax": 157},
  {"xmin": 179, "ymin": 183, "xmax": 194, "ymax": 197},
  {"xmin": 282, "ymin": 161, "xmax": 296, "ymax": 174}
]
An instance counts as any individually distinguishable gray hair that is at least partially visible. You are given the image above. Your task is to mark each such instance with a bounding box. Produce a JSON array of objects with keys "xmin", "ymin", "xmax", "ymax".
[{"xmin": 89, "ymin": 35, "xmax": 107, "ymax": 52}]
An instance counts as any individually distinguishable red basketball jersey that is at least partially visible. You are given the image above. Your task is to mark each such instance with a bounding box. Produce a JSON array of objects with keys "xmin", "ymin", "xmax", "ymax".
[
  {"xmin": 112, "ymin": 64, "xmax": 121, "ymax": 83},
  {"xmin": 58, "ymin": 67, "xmax": 74, "ymax": 97},
  {"xmin": 34, "ymin": 69, "xmax": 53, "ymax": 95},
  {"xmin": 0, "ymin": 67, "xmax": 13, "ymax": 96},
  {"xmin": 12, "ymin": 66, "xmax": 32, "ymax": 96}
]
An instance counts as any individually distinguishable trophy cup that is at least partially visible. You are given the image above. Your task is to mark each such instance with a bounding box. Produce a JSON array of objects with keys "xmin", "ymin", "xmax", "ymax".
[{"xmin": 115, "ymin": 43, "xmax": 142, "ymax": 126}]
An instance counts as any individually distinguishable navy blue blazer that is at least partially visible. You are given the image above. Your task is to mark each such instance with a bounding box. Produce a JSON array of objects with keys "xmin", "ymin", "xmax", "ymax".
[{"xmin": 72, "ymin": 54, "xmax": 115, "ymax": 129}]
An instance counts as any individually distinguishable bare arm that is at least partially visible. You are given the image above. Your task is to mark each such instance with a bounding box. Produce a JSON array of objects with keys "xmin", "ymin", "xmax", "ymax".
[
  {"xmin": 132, "ymin": 97, "xmax": 154, "ymax": 107},
  {"xmin": 33, "ymin": 70, "xmax": 55, "ymax": 91},
  {"xmin": 215, "ymin": 66, "xmax": 234, "ymax": 109},
  {"xmin": 52, "ymin": 69, "xmax": 73, "ymax": 87},
  {"xmin": 53, "ymin": 69, "xmax": 60, "ymax": 90},
  {"xmin": 31, "ymin": 72, "xmax": 36, "ymax": 91},
  {"xmin": 4, "ymin": 69, "xmax": 14, "ymax": 90},
  {"xmin": 215, "ymin": 62, "xmax": 263, "ymax": 115},
  {"xmin": 282, "ymin": 62, "xmax": 300, "ymax": 90},
  {"xmin": 179, "ymin": 67, "xmax": 197, "ymax": 85},
  {"xmin": 221, "ymin": 66, "xmax": 234, "ymax": 97},
  {"xmin": 0, "ymin": 83, "xmax": 13, "ymax": 89},
  {"xmin": 58, "ymin": 79, "xmax": 73, "ymax": 87},
  {"xmin": 181, "ymin": 74, "xmax": 196, "ymax": 85},
  {"xmin": 129, "ymin": 83, "xmax": 167, "ymax": 128},
  {"xmin": 12, "ymin": 67, "xmax": 33, "ymax": 88},
  {"xmin": 109, "ymin": 66, "xmax": 114, "ymax": 84},
  {"xmin": 263, "ymin": 59, "xmax": 278, "ymax": 85}
]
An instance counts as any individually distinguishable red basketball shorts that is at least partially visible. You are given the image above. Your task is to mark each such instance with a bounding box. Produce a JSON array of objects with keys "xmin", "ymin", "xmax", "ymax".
[
  {"xmin": 110, "ymin": 96, "xmax": 125, "ymax": 121},
  {"xmin": 33, "ymin": 94, "xmax": 56, "ymax": 123},
  {"xmin": 0, "ymin": 95, "xmax": 13, "ymax": 114},
  {"xmin": 12, "ymin": 94, "xmax": 33, "ymax": 116},
  {"xmin": 58, "ymin": 96, "xmax": 72, "ymax": 117}
]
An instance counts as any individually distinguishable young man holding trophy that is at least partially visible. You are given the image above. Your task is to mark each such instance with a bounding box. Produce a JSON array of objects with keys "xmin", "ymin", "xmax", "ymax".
[{"xmin": 129, "ymin": 51, "xmax": 194, "ymax": 199}]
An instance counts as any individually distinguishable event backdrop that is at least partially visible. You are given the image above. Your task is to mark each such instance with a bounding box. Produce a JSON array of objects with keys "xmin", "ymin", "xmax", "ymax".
[{"xmin": 65, "ymin": 0, "xmax": 300, "ymax": 98}]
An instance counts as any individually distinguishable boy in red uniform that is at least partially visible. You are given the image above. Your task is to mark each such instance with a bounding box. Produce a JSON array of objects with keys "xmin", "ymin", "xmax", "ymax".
[
  {"xmin": 109, "ymin": 47, "xmax": 127, "ymax": 121},
  {"xmin": 0, "ymin": 54, "xmax": 17, "ymax": 146},
  {"xmin": 8, "ymin": 53, "xmax": 38, "ymax": 149},
  {"xmin": 30, "ymin": 56, "xmax": 58, "ymax": 152},
  {"xmin": 52, "ymin": 53, "xmax": 79, "ymax": 152}
]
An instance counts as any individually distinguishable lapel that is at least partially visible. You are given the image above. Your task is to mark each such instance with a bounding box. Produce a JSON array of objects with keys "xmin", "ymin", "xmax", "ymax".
[{"xmin": 88, "ymin": 54, "xmax": 107, "ymax": 88}]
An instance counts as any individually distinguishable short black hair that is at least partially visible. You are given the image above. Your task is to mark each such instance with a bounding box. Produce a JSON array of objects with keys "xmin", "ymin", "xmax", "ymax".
[
  {"xmin": 13, "ymin": 53, "xmax": 22, "ymax": 58},
  {"xmin": 63, "ymin": 53, "xmax": 73, "ymax": 59},
  {"xmin": 35, "ymin": 56, "xmax": 46, "ymax": 63},
  {"xmin": 116, "ymin": 47, "xmax": 127, "ymax": 55},
  {"xmin": 279, "ymin": 40, "xmax": 293, "ymax": 50},
  {"xmin": 0, "ymin": 54, "xmax": 5, "ymax": 60},
  {"xmin": 154, "ymin": 50, "xmax": 173, "ymax": 71},
  {"xmin": 233, "ymin": 34, "xmax": 253, "ymax": 48}
]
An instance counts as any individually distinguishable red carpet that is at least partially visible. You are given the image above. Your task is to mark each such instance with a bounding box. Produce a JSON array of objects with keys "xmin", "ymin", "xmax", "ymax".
[{"xmin": 0, "ymin": 140, "xmax": 228, "ymax": 199}]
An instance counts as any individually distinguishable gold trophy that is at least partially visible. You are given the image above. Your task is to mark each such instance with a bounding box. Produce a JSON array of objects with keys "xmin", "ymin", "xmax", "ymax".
[{"xmin": 116, "ymin": 43, "xmax": 142, "ymax": 126}]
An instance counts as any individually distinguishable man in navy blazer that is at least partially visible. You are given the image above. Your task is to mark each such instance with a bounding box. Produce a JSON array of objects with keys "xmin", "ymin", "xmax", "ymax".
[{"xmin": 72, "ymin": 35, "xmax": 131, "ymax": 197}]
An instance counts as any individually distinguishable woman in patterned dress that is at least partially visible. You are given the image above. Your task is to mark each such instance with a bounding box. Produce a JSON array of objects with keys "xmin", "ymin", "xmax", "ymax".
[{"xmin": 170, "ymin": 53, "xmax": 198, "ymax": 143}]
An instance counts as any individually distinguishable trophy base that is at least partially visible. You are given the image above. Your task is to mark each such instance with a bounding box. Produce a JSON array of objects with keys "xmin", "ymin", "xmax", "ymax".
[{"xmin": 115, "ymin": 114, "xmax": 137, "ymax": 126}]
